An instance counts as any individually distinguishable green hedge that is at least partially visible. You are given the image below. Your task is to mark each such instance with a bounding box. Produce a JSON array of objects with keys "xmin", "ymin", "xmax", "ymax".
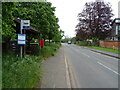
[{"xmin": 77, "ymin": 40, "xmax": 99, "ymax": 46}]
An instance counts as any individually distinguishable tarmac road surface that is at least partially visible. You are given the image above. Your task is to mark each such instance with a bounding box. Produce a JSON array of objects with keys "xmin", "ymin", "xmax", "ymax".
[{"xmin": 63, "ymin": 43, "xmax": 118, "ymax": 88}]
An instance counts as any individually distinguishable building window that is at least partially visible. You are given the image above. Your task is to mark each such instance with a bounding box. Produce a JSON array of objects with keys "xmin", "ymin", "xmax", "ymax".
[
  {"xmin": 115, "ymin": 25, "xmax": 118, "ymax": 35},
  {"xmin": 115, "ymin": 25, "xmax": 120, "ymax": 35},
  {"xmin": 119, "ymin": 25, "xmax": 120, "ymax": 31}
]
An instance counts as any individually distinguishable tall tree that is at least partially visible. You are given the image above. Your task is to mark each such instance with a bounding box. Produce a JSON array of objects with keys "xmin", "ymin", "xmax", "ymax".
[
  {"xmin": 2, "ymin": 2, "xmax": 61, "ymax": 42},
  {"xmin": 76, "ymin": 1, "xmax": 114, "ymax": 40},
  {"xmin": 0, "ymin": 1, "xmax": 1, "ymax": 42},
  {"xmin": 53, "ymin": 29, "xmax": 64, "ymax": 42},
  {"xmin": 2, "ymin": 2, "xmax": 19, "ymax": 42},
  {"xmin": 13, "ymin": 2, "xmax": 60, "ymax": 41}
]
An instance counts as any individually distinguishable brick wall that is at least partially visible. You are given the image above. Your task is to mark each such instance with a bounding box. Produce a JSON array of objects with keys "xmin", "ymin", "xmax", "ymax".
[{"xmin": 99, "ymin": 41, "xmax": 120, "ymax": 50}]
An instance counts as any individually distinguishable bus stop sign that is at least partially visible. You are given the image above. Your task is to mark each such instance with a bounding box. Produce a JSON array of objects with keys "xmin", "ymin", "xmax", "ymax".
[
  {"xmin": 18, "ymin": 34, "xmax": 26, "ymax": 45},
  {"xmin": 21, "ymin": 20, "xmax": 30, "ymax": 30}
]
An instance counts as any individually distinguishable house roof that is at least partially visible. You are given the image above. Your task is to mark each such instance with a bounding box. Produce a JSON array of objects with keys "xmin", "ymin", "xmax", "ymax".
[{"xmin": 111, "ymin": 18, "xmax": 120, "ymax": 25}]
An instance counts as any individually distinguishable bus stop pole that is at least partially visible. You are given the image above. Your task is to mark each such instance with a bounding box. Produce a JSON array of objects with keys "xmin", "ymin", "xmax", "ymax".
[{"xmin": 20, "ymin": 20, "xmax": 23, "ymax": 58}]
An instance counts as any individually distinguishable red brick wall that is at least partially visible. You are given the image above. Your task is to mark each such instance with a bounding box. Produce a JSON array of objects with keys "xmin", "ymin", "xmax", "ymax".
[{"xmin": 99, "ymin": 41, "xmax": 120, "ymax": 49}]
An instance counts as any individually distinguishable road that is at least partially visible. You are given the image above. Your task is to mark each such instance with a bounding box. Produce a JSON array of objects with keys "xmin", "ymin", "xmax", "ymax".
[{"xmin": 63, "ymin": 43, "xmax": 118, "ymax": 88}]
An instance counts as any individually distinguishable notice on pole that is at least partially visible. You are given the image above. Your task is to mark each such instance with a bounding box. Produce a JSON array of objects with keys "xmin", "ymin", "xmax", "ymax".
[
  {"xmin": 21, "ymin": 20, "xmax": 30, "ymax": 30},
  {"xmin": 18, "ymin": 34, "xmax": 26, "ymax": 45}
]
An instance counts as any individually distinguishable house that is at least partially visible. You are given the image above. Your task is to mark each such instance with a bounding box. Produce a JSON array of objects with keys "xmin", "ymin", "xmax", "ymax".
[
  {"xmin": 110, "ymin": 18, "xmax": 120, "ymax": 41},
  {"xmin": 99, "ymin": 18, "xmax": 120, "ymax": 50}
]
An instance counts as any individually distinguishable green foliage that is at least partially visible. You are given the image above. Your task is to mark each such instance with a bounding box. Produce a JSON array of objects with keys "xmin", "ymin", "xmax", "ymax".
[
  {"xmin": 53, "ymin": 29, "xmax": 64, "ymax": 42},
  {"xmin": 0, "ymin": 3, "xmax": 2, "ymax": 43},
  {"xmin": 2, "ymin": 53, "xmax": 43, "ymax": 88},
  {"xmin": 40, "ymin": 43, "xmax": 61, "ymax": 58},
  {"xmin": 14, "ymin": 2, "xmax": 60, "ymax": 40},
  {"xmin": 2, "ymin": 2, "xmax": 63, "ymax": 88},
  {"xmin": 2, "ymin": 2, "xmax": 62, "ymax": 43},
  {"xmin": 76, "ymin": 38, "xmax": 99, "ymax": 46},
  {"xmin": 0, "ymin": 14, "xmax": 1, "ymax": 35},
  {"xmin": 91, "ymin": 37, "xmax": 99, "ymax": 46},
  {"xmin": 2, "ymin": 43, "xmax": 61, "ymax": 88},
  {"xmin": 2, "ymin": 2, "xmax": 18, "ymax": 41},
  {"xmin": 77, "ymin": 41, "xmax": 91, "ymax": 46}
]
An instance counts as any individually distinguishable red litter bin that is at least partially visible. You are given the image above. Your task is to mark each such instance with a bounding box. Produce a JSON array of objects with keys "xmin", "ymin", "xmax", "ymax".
[{"xmin": 40, "ymin": 40, "xmax": 44, "ymax": 47}]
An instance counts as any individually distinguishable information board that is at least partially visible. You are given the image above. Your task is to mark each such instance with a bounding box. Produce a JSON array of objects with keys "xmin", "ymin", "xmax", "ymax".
[{"xmin": 18, "ymin": 34, "xmax": 26, "ymax": 45}]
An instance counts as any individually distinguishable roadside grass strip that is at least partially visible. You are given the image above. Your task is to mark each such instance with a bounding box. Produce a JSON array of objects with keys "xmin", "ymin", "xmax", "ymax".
[{"xmin": 86, "ymin": 46, "xmax": 120, "ymax": 54}]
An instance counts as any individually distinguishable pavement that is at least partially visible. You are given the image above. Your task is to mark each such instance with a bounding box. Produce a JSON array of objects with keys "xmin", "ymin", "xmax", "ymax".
[
  {"xmin": 82, "ymin": 46, "xmax": 120, "ymax": 59},
  {"xmin": 38, "ymin": 43, "xmax": 119, "ymax": 88},
  {"xmin": 40, "ymin": 47, "xmax": 70, "ymax": 88}
]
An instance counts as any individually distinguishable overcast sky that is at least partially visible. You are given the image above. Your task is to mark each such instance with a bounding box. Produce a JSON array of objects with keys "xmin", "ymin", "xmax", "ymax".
[{"xmin": 47, "ymin": 0, "xmax": 120, "ymax": 38}]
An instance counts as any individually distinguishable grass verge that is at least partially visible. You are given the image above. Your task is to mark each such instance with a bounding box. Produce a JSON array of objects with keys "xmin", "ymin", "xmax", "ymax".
[
  {"xmin": 2, "ymin": 43, "xmax": 61, "ymax": 88},
  {"xmin": 87, "ymin": 46, "xmax": 120, "ymax": 54}
]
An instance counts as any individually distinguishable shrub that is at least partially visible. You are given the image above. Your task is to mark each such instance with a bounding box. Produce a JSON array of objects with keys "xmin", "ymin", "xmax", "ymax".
[
  {"xmin": 2, "ymin": 43, "xmax": 61, "ymax": 88},
  {"xmin": 2, "ymin": 53, "xmax": 43, "ymax": 88},
  {"xmin": 40, "ymin": 43, "xmax": 61, "ymax": 58},
  {"xmin": 78, "ymin": 41, "xmax": 92, "ymax": 46}
]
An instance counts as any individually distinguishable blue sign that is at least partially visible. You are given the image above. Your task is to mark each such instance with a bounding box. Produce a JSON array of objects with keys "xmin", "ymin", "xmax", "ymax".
[
  {"xmin": 18, "ymin": 34, "xmax": 26, "ymax": 45},
  {"xmin": 23, "ymin": 26, "xmax": 30, "ymax": 29}
]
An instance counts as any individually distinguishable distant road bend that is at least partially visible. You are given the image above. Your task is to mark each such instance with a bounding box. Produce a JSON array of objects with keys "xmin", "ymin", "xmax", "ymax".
[{"xmin": 63, "ymin": 43, "xmax": 118, "ymax": 88}]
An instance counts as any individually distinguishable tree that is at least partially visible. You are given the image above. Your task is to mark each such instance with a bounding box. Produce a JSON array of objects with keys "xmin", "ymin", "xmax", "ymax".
[
  {"xmin": 76, "ymin": 1, "xmax": 114, "ymax": 40},
  {"xmin": 53, "ymin": 29, "xmax": 64, "ymax": 42},
  {"xmin": 13, "ymin": 2, "xmax": 60, "ymax": 41},
  {"xmin": 0, "ymin": 1, "xmax": 1, "ymax": 42},
  {"xmin": 76, "ymin": 28, "xmax": 88, "ymax": 40},
  {"xmin": 2, "ymin": 2, "xmax": 19, "ymax": 42},
  {"xmin": 2, "ymin": 2, "xmax": 62, "ymax": 43}
]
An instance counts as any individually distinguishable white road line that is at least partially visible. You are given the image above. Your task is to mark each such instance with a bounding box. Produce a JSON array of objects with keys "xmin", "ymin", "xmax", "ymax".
[
  {"xmin": 81, "ymin": 53, "xmax": 90, "ymax": 57},
  {"xmin": 64, "ymin": 55, "xmax": 71, "ymax": 88},
  {"xmin": 97, "ymin": 61, "xmax": 120, "ymax": 75},
  {"xmin": 90, "ymin": 51, "xmax": 101, "ymax": 55},
  {"xmin": 70, "ymin": 46, "xmax": 90, "ymax": 58},
  {"xmin": 53, "ymin": 84, "xmax": 55, "ymax": 88}
]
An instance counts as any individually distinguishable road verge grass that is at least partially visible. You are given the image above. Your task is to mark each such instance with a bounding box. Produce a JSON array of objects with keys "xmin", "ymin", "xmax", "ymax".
[
  {"xmin": 86, "ymin": 46, "xmax": 120, "ymax": 54},
  {"xmin": 2, "ymin": 43, "xmax": 61, "ymax": 88},
  {"xmin": 76, "ymin": 43, "xmax": 120, "ymax": 54}
]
